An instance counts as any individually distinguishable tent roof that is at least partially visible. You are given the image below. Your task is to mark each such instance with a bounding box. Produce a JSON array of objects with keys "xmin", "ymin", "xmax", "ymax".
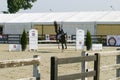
[
  {"xmin": 1, "ymin": 11, "xmax": 120, "ymax": 23},
  {"xmin": 97, "ymin": 11, "xmax": 120, "ymax": 22}
]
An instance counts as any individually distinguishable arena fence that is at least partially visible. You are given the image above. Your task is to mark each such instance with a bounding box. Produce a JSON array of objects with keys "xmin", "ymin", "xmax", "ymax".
[
  {"xmin": 0, "ymin": 34, "xmax": 106, "ymax": 45},
  {"xmin": 51, "ymin": 51, "xmax": 120, "ymax": 80},
  {"xmin": 50, "ymin": 52, "xmax": 100, "ymax": 80},
  {"xmin": 85, "ymin": 51, "xmax": 120, "ymax": 80},
  {"xmin": 0, "ymin": 55, "xmax": 40, "ymax": 80},
  {"xmin": 98, "ymin": 51, "xmax": 120, "ymax": 80}
]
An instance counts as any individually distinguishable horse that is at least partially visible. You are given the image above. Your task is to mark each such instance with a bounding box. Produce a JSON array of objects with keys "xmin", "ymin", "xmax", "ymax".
[
  {"xmin": 56, "ymin": 30, "xmax": 67, "ymax": 51},
  {"xmin": 54, "ymin": 21, "xmax": 67, "ymax": 51}
]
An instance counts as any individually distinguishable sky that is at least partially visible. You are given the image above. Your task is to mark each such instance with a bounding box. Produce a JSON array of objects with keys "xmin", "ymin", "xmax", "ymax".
[{"xmin": 0, "ymin": 0, "xmax": 120, "ymax": 13}]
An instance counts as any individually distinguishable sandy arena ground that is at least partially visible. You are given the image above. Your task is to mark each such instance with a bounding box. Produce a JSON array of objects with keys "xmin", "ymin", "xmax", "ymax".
[{"xmin": 0, "ymin": 44, "xmax": 119, "ymax": 80}]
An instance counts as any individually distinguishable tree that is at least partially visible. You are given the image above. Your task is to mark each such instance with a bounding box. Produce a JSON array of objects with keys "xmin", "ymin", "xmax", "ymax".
[
  {"xmin": 20, "ymin": 29, "xmax": 28, "ymax": 51},
  {"xmin": 85, "ymin": 30, "xmax": 92, "ymax": 50},
  {"xmin": 7, "ymin": 0, "xmax": 37, "ymax": 13}
]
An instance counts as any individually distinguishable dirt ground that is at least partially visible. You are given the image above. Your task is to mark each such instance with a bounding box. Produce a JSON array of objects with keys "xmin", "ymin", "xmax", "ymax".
[{"xmin": 0, "ymin": 44, "xmax": 119, "ymax": 80}]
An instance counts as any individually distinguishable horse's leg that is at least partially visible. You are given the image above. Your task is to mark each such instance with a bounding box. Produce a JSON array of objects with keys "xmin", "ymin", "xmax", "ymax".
[
  {"xmin": 65, "ymin": 41, "xmax": 67, "ymax": 49},
  {"xmin": 58, "ymin": 41, "xmax": 60, "ymax": 49},
  {"xmin": 64, "ymin": 43, "xmax": 67, "ymax": 49},
  {"xmin": 61, "ymin": 42, "xmax": 64, "ymax": 52},
  {"xmin": 56, "ymin": 40, "xmax": 60, "ymax": 49},
  {"xmin": 56, "ymin": 35, "xmax": 60, "ymax": 49}
]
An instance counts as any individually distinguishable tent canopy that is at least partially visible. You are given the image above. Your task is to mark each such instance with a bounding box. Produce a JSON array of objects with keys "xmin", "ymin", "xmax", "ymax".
[{"xmin": 0, "ymin": 11, "xmax": 120, "ymax": 23}]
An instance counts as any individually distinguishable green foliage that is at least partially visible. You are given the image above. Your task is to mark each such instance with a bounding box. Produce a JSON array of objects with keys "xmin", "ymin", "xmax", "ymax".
[
  {"xmin": 7, "ymin": 0, "xmax": 37, "ymax": 13},
  {"xmin": 20, "ymin": 29, "xmax": 27, "ymax": 51},
  {"xmin": 85, "ymin": 30, "xmax": 92, "ymax": 50}
]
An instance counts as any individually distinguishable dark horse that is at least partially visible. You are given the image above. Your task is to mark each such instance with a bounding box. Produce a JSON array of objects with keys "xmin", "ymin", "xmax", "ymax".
[
  {"xmin": 54, "ymin": 21, "xmax": 67, "ymax": 51},
  {"xmin": 57, "ymin": 29, "xmax": 67, "ymax": 50}
]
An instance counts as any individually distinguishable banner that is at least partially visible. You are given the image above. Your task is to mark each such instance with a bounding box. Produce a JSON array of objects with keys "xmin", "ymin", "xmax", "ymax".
[
  {"xmin": 92, "ymin": 44, "xmax": 102, "ymax": 51},
  {"xmin": 9, "ymin": 44, "xmax": 21, "ymax": 51},
  {"xmin": 76, "ymin": 29, "xmax": 85, "ymax": 50},
  {"xmin": 107, "ymin": 35, "xmax": 120, "ymax": 46},
  {"xmin": 29, "ymin": 29, "xmax": 38, "ymax": 51}
]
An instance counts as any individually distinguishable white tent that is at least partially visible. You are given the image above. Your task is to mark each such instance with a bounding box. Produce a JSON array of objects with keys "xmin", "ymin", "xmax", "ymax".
[{"xmin": 0, "ymin": 11, "xmax": 120, "ymax": 35}]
